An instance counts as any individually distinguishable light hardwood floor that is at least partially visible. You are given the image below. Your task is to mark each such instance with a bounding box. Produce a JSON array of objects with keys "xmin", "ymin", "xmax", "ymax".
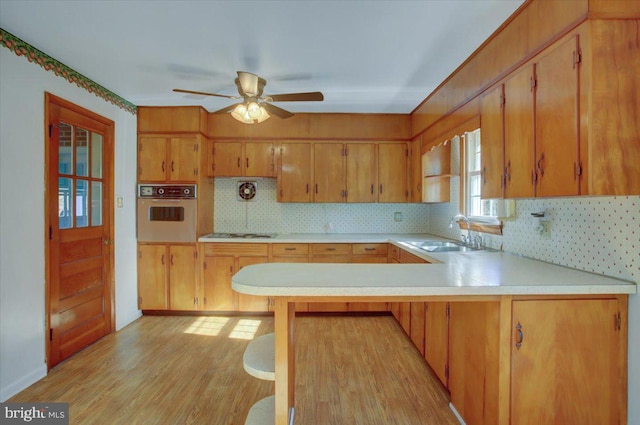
[{"xmin": 10, "ymin": 314, "xmax": 457, "ymax": 425}]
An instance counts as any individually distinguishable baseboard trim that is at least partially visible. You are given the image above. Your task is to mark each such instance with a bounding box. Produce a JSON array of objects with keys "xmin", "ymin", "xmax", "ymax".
[
  {"xmin": 0, "ymin": 364, "xmax": 47, "ymax": 402},
  {"xmin": 449, "ymin": 402, "xmax": 466, "ymax": 425}
]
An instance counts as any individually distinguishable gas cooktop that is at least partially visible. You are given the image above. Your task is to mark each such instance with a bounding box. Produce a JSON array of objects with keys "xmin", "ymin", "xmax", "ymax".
[{"xmin": 205, "ymin": 233, "xmax": 277, "ymax": 239}]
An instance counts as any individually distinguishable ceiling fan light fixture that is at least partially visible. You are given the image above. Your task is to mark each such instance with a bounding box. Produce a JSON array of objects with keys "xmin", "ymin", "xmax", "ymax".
[{"xmin": 231, "ymin": 102, "xmax": 270, "ymax": 124}]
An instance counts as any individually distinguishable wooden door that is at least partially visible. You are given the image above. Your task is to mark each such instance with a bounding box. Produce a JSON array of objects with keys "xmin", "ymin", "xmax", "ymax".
[
  {"xmin": 169, "ymin": 244, "xmax": 197, "ymax": 310},
  {"xmin": 278, "ymin": 143, "xmax": 311, "ymax": 202},
  {"xmin": 245, "ymin": 142, "xmax": 274, "ymax": 177},
  {"xmin": 169, "ymin": 137, "xmax": 198, "ymax": 182},
  {"xmin": 313, "ymin": 143, "xmax": 345, "ymax": 203},
  {"xmin": 212, "ymin": 141, "xmax": 242, "ymax": 176},
  {"xmin": 202, "ymin": 256, "xmax": 237, "ymax": 311},
  {"xmin": 237, "ymin": 256, "xmax": 270, "ymax": 311},
  {"xmin": 345, "ymin": 143, "xmax": 376, "ymax": 202},
  {"xmin": 137, "ymin": 244, "xmax": 168, "ymax": 310},
  {"xmin": 504, "ymin": 65, "xmax": 535, "ymax": 198},
  {"xmin": 480, "ymin": 84, "xmax": 505, "ymax": 199},
  {"xmin": 378, "ymin": 143, "xmax": 408, "ymax": 203},
  {"xmin": 511, "ymin": 299, "xmax": 621, "ymax": 425},
  {"xmin": 535, "ymin": 35, "xmax": 581, "ymax": 197},
  {"xmin": 425, "ymin": 302, "xmax": 449, "ymax": 388},
  {"xmin": 138, "ymin": 136, "xmax": 168, "ymax": 182},
  {"xmin": 47, "ymin": 94, "xmax": 114, "ymax": 367}
]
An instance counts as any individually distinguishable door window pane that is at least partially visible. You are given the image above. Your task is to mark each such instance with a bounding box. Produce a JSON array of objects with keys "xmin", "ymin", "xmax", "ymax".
[
  {"xmin": 59, "ymin": 178, "xmax": 73, "ymax": 229},
  {"xmin": 76, "ymin": 179, "xmax": 89, "ymax": 227},
  {"xmin": 91, "ymin": 181, "xmax": 102, "ymax": 226},
  {"xmin": 75, "ymin": 127, "xmax": 89, "ymax": 177},
  {"xmin": 58, "ymin": 123, "xmax": 73, "ymax": 175},
  {"xmin": 91, "ymin": 133, "xmax": 103, "ymax": 178}
]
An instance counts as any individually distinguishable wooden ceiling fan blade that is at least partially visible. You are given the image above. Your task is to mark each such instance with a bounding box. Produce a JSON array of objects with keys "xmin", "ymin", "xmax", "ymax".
[
  {"xmin": 212, "ymin": 104, "xmax": 238, "ymax": 114},
  {"xmin": 262, "ymin": 103, "xmax": 294, "ymax": 119},
  {"xmin": 173, "ymin": 88, "xmax": 238, "ymax": 99},
  {"xmin": 268, "ymin": 92, "xmax": 324, "ymax": 102}
]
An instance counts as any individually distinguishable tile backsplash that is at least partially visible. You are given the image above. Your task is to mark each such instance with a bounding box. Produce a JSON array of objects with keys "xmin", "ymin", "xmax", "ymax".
[
  {"xmin": 212, "ymin": 177, "xmax": 638, "ymax": 283},
  {"xmin": 213, "ymin": 178, "xmax": 430, "ymax": 234}
]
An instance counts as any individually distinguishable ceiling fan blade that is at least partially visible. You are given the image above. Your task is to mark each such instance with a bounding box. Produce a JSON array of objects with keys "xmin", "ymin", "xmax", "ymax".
[
  {"xmin": 262, "ymin": 103, "xmax": 294, "ymax": 119},
  {"xmin": 267, "ymin": 92, "xmax": 324, "ymax": 102},
  {"xmin": 211, "ymin": 104, "xmax": 238, "ymax": 114},
  {"xmin": 173, "ymin": 88, "xmax": 238, "ymax": 99}
]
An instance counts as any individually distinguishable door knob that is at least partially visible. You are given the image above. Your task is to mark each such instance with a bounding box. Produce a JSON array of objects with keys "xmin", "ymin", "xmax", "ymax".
[{"xmin": 104, "ymin": 239, "xmax": 113, "ymax": 245}]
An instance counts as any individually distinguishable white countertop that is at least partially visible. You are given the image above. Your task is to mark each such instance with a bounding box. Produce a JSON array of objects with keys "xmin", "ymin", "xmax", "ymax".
[
  {"xmin": 198, "ymin": 232, "xmax": 435, "ymax": 243},
  {"xmin": 225, "ymin": 233, "xmax": 636, "ymax": 297}
]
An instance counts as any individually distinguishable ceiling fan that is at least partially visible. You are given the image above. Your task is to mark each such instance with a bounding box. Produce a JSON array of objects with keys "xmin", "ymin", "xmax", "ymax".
[{"xmin": 173, "ymin": 71, "xmax": 324, "ymax": 123}]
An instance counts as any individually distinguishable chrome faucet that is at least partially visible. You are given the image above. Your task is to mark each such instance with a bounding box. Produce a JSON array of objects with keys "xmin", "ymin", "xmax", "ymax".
[{"xmin": 449, "ymin": 214, "xmax": 472, "ymax": 245}]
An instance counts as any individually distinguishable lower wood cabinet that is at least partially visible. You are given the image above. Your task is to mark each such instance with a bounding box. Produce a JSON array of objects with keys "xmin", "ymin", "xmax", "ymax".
[
  {"xmin": 202, "ymin": 243, "xmax": 269, "ymax": 312},
  {"xmin": 138, "ymin": 243, "xmax": 198, "ymax": 311},
  {"xmin": 424, "ymin": 302, "xmax": 449, "ymax": 388}
]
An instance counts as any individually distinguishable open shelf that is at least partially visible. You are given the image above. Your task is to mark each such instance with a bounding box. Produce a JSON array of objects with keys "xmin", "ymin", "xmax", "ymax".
[
  {"xmin": 245, "ymin": 395, "xmax": 274, "ymax": 425},
  {"xmin": 243, "ymin": 332, "xmax": 275, "ymax": 381}
]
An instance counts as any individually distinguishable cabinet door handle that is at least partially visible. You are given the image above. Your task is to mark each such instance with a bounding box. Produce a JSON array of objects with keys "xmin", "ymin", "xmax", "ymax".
[
  {"xmin": 237, "ymin": 158, "xmax": 241, "ymax": 168},
  {"xmin": 515, "ymin": 322, "xmax": 523, "ymax": 350},
  {"xmin": 326, "ymin": 248, "xmax": 336, "ymax": 251},
  {"xmin": 306, "ymin": 183, "xmax": 309, "ymax": 194},
  {"xmin": 505, "ymin": 160, "xmax": 511, "ymax": 182},
  {"xmin": 364, "ymin": 247, "xmax": 375, "ymax": 251},
  {"xmin": 161, "ymin": 254, "xmax": 165, "ymax": 265},
  {"xmin": 285, "ymin": 247, "xmax": 297, "ymax": 251},
  {"xmin": 171, "ymin": 161, "xmax": 175, "ymax": 173},
  {"xmin": 170, "ymin": 254, "xmax": 174, "ymax": 266},
  {"xmin": 246, "ymin": 158, "xmax": 249, "ymax": 168},
  {"xmin": 379, "ymin": 184, "xmax": 383, "ymax": 194},
  {"xmin": 482, "ymin": 166, "xmax": 487, "ymax": 184},
  {"xmin": 315, "ymin": 184, "xmax": 318, "ymax": 194},
  {"xmin": 371, "ymin": 184, "xmax": 374, "ymax": 194},
  {"xmin": 537, "ymin": 153, "xmax": 545, "ymax": 177},
  {"xmin": 161, "ymin": 161, "xmax": 165, "ymax": 173}
]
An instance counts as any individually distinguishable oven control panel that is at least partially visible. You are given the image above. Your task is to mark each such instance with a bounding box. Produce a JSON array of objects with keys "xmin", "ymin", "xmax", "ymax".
[{"xmin": 138, "ymin": 184, "xmax": 196, "ymax": 199}]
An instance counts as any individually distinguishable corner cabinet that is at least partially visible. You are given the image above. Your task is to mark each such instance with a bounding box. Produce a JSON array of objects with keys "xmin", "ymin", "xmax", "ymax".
[{"xmin": 138, "ymin": 136, "xmax": 201, "ymax": 183}]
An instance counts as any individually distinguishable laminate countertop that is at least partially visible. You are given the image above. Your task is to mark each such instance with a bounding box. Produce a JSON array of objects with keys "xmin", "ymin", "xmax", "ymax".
[{"xmin": 226, "ymin": 234, "xmax": 637, "ymax": 297}]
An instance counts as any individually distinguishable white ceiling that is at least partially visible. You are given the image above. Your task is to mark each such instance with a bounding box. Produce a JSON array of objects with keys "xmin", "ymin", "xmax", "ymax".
[{"xmin": 0, "ymin": 0, "xmax": 524, "ymax": 114}]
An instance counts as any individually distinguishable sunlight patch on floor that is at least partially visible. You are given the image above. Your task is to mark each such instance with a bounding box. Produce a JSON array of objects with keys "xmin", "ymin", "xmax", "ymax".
[
  {"xmin": 229, "ymin": 319, "xmax": 262, "ymax": 340},
  {"xmin": 183, "ymin": 316, "xmax": 230, "ymax": 336}
]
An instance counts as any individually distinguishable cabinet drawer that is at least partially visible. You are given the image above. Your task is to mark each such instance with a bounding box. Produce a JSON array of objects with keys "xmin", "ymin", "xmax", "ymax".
[
  {"xmin": 352, "ymin": 243, "xmax": 388, "ymax": 256},
  {"xmin": 204, "ymin": 243, "xmax": 269, "ymax": 257},
  {"xmin": 272, "ymin": 243, "xmax": 309, "ymax": 256},
  {"xmin": 310, "ymin": 243, "xmax": 351, "ymax": 256}
]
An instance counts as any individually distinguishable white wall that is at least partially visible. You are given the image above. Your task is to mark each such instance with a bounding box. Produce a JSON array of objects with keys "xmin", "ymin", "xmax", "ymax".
[{"xmin": 0, "ymin": 48, "xmax": 140, "ymax": 401}]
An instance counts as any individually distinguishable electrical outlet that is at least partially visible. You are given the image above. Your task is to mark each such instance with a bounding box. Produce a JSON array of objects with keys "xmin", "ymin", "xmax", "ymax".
[{"xmin": 394, "ymin": 212, "xmax": 403, "ymax": 222}]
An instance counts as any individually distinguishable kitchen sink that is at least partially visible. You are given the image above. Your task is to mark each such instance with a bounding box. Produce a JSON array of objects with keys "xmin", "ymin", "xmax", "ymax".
[{"xmin": 405, "ymin": 240, "xmax": 474, "ymax": 252}]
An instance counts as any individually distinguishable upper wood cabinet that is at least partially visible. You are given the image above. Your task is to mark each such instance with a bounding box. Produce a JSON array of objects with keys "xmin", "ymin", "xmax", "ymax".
[
  {"xmin": 534, "ymin": 35, "xmax": 582, "ymax": 197},
  {"xmin": 378, "ymin": 143, "xmax": 409, "ymax": 203},
  {"xmin": 409, "ymin": 135, "xmax": 422, "ymax": 203},
  {"xmin": 278, "ymin": 142, "xmax": 312, "ymax": 202},
  {"xmin": 503, "ymin": 65, "xmax": 535, "ymax": 199},
  {"xmin": 138, "ymin": 136, "xmax": 200, "ymax": 183},
  {"xmin": 345, "ymin": 143, "xmax": 377, "ymax": 203},
  {"xmin": 480, "ymin": 84, "xmax": 505, "ymax": 200},
  {"xmin": 313, "ymin": 143, "xmax": 345, "ymax": 203},
  {"xmin": 211, "ymin": 141, "xmax": 275, "ymax": 177},
  {"xmin": 422, "ymin": 141, "xmax": 453, "ymax": 203}
]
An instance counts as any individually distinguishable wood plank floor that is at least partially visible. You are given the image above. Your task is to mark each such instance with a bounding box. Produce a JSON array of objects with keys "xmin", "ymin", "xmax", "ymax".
[{"xmin": 10, "ymin": 314, "xmax": 457, "ymax": 425}]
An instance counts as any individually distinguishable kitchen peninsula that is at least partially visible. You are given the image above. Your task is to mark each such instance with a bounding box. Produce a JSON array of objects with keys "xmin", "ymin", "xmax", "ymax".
[{"xmin": 232, "ymin": 241, "xmax": 635, "ymax": 425}]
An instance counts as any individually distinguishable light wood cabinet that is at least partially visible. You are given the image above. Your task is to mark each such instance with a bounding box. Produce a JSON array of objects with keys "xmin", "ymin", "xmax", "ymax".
[
  {"xmin": 345, "ymin": 143, "xmax": 377, "ymax": 203},
  {"xmin": 510, "ymin": 298, "xmax": 622, "ymax": 425},
  {"xmin": 422, "ymin": 141, "xmax": 453, "ymax": 203},
  {"xmin": 278, "ymin": 142, "xmax": 311, "ymax": 202},
  {"xmin": 313, "ymin": 143, "xmax": 345, "ymax": 202},
  {"xmin": 424, "ymin": 302, "xmax": 449, "ymax": 388},
  {"xmin": 211, "ymin": 141, "xmax": 275, "ymax": 177},
  {"xmin": 534, "ymin": 35, "xmax": 582, "ymax": 197},
  {"xmin": 271, "ymin": 243, "xmax": 310, "ymax": 312},
  {"xmin": 449, "ymin": 302, "xmax": 500, "ymax": 425},
  {"xmin": 138, "ymin": 136, "xmax": 200, "ymax": 183},
  {"xmin": 503, "ymin": 65, "xmax": 535, "ymax": 198},
  {"xmin": 409, "ymin": 135, "xmax": 423, "ymax": 202},
  {"xmin": 480, "ymin": 84, "xmax": 505, "ymax": 200},
  {"xmin": 202, "ymin": 243, "xmax": 270, "ymax": 312},
  {"xmin": 137, "ymin": 243, "xmax": 197, "ymax": 311},
  {"xmin": 349, "ymin": 243, "xmax": 389, "ymax": 312},
  {"xmin": 410, "ymin": 302, "xmax": 425, "ymax": 356},
  {"xmin": 378, "ymin": 143, "xmax": 409, "ymax": 203}
]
